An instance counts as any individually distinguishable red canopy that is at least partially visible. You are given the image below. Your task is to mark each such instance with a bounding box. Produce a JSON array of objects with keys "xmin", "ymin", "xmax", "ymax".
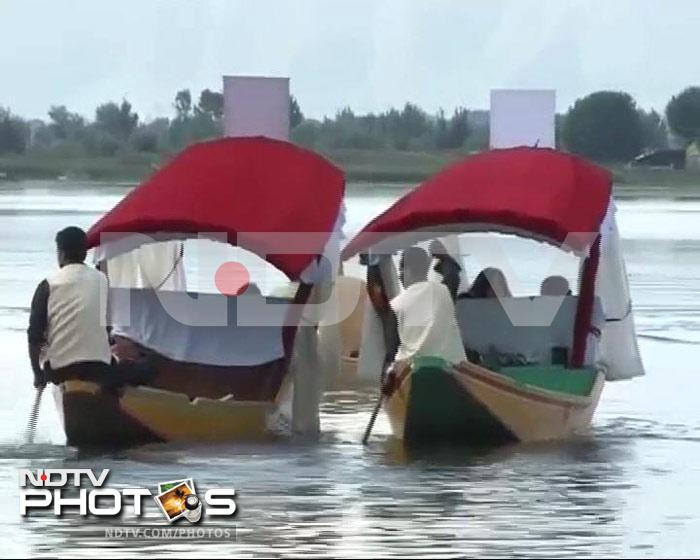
[
  {"xmin": 87, "ymin": 137, "xmax": 345, "ymax": 280},
  {"xmin": 342, "ymin": 147, "xmax": 611, "ymax": 259}
]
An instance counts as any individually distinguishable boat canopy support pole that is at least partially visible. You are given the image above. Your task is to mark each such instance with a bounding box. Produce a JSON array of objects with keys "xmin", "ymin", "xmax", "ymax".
[{"xmin": 571, "ymin": 236, "xmax": 601, "ymax": 368}]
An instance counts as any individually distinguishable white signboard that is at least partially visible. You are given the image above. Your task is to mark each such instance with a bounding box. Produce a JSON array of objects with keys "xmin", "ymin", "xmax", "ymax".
[
  {"xmin": 490, "ymin": 89, "xmax": 555, "ymax": 149},
  {"xmin": 223, "ymin": 76, "xmax": 290, "ymax": 140}
]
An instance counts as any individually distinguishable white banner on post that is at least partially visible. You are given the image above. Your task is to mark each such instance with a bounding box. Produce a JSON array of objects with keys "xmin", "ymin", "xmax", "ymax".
[
  {"xmin": 490, "ymin": 89, "xmax": 555, "ymax": 149},
  {"xmin": 223, "ymin": 76, "xmax": 290, "ymax": 140}
]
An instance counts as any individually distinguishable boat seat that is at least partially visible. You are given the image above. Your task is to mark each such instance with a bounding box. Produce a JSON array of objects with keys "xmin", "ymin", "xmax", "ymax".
[{"xmin": 455, "ymin": 295, "xmax": 603, "ymax": 366}]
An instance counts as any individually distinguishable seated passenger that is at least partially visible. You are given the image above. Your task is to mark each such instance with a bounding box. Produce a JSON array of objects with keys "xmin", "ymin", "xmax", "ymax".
[
  {"xmin": 389, "ymin": 247, "xmax": 466, "ymax": 365},
  {"xmin": 242, "ymin": 282, "xmax": 262, "ymax": 295},
  {"xmin": 460, "ymin": 267, "xmax": 512, "ymax": 299},
  {"xmin": 540, "ymin": 275, "xmax": 572, "ymax": 296},
  {"xmin": 429, "ymin": 239, "xmax": 464, "ymax": 301}
]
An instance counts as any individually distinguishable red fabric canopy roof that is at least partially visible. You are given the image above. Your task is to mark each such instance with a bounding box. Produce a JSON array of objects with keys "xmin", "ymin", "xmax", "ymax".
[
  {"xmin": 87, "ymin": 137, "xmax": 345, "ymax": 279},
  {"xmin": 343, "ymin": 147, "xmax": 611, "ymax": 259}
]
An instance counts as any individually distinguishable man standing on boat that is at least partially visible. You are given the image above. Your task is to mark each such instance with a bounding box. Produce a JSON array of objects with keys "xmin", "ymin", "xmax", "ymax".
[
  {"xmin": 389, "ymin": 246, "xmax": 466, "ymax": 366},
  {"xmin": 28, "ymin": 226, "xmax": 119, "ymax": 388},
  {"xmin": 28, "ymin": 226, "xmax": 112, "ymax": 388}
]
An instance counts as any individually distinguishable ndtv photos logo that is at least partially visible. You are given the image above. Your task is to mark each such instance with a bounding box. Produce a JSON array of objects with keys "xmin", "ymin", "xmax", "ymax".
[{"xmin": 19, "ymin": 469, "xmax": 236, "ymax": 523}]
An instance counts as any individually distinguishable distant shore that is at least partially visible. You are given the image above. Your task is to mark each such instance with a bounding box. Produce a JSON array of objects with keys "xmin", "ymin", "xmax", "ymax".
[{"xmin": 1, "ymin": 149, "xmax": 700, "ymax": 195}]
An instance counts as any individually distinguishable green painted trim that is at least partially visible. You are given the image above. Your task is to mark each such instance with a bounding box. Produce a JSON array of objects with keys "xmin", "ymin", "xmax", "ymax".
[
  {"xmin": 405, "ymin": 359, "xmax": 514, "ymax": 443},
  {"xmin": 403, "ymin": 357, "xmax": 596, "ymax": 443},
  {"xmin": 499, "ymin": 365, "xmax": 597, "ymax": 397}
]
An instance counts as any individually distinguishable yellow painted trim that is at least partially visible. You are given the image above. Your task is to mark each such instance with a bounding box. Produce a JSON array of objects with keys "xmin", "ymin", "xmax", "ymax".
[
  {"xmin": 452, "ymin": 363, "xmax": 604, "ymax": 442},
  {"xmin": 383, "ymin": 370, "xmax": 412, "ymax": 440},
  {"xmin": 62, "ymin": 380, "xmax": 101, "ymax": 395},
  {"xmin": 59, "ymin": 378, "xmax": 283, "ymax": 442},
  {"xmin": 455, "ymin": 362, "xmax": 596, "ymax": 407},
  {"xmin": 381, "ymin": 361, "xmax": 604, "ymax": 443},
  {"xmin": 119, "ymin": 386, "xmax": 274, "ymax": 442}
]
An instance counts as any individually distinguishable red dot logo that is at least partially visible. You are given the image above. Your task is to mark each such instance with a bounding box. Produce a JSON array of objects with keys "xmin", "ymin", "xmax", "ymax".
[
  {"xmin": 40, "ymin": 472, "xmax": 47, "ymax": 482},
  {"xmin": 215, "ymin": 261, "xmax": 250, "ymax": 296}
]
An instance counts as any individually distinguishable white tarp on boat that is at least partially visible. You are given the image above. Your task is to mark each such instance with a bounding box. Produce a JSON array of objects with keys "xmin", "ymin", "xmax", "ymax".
[
  {"xmin": 110, "ymin": 288, "xmax": 287, "ymax": 366},
  {"xmin": 595, "ymin": 200, "xmax": 645, "ymax": 380},
  {"xmin": 103, "ymin": 240, "xmax": 186, "ymax": 291}
]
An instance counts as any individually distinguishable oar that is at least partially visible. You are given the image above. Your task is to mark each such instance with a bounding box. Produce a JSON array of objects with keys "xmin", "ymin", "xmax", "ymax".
[
  {"xmin": 24, "ymin": 386, "xmax": 44, "ymax": 445},
  {"xmin": 362, "ymin": 391, "xmax": 384, "ymax": 445}
]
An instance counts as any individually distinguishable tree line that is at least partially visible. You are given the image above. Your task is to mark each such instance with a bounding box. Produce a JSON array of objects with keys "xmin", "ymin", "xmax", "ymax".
[
  {"xmin": 0, "ymin": 88, "xmax": 225, "ymax": 158},
  {"xmin": 2, "ymin": 86, "xmax": 700, "ymax": 162}
]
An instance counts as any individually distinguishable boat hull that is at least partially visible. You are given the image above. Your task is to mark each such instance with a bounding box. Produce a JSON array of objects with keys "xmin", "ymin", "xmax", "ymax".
[
  {"xmin": 57, "ymin": 381, "xmax": 163, "ymax": 448},
  {"xmin": 56, "ymin": 379, "xmax": 283, "ymax": 448},
  {"xmin": 52, "ymin": 341, "xmax": 291, "ymax": 448},
  {"xmin": 384, "ymin": 358, "xmax": 604, "ymax": 444}
]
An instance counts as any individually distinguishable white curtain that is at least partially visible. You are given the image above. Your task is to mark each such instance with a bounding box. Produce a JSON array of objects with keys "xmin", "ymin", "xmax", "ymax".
[
  {"xmin": 105, "ymin": 240, "xmax": 186, "ymax": 291},
  {"xmin": 595, "ymin": 199, "xmax": 645, "ymax": 380}
]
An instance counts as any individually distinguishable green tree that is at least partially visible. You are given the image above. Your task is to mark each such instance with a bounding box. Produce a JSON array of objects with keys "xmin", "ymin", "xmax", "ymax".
[
  {"xmin": 638, "ymin": 109, "xmax": 668, "ymax": 150},
  {"xmin": 447, "ymin": 107, "xmax": 469, "ymax": 148},
  {"xmin": 132, "ymin": 117, "xmax": 170, "ymax": 153},
  {"xmin": 562, "ymin": 91, "xmax": 643, "ymax": 161},
  {"xmin": 377, "ymin": 103, "xmax": 428, "ymax": 150},
  {"xmin": 81, "ymin": 125, "xmax": 120, "ymax": 157},
  {"xmin": 189, "ymin": 111, "xmax": 222, "ymax": 141},
  {"xmin": 174, "ymin": 89, "xmax": 192, "ymax": 120},
  {"xmin": 47, "ymin": 105, "xmax": 85, "ymax": 141},
  {"xmin": 132, "ymin": 130, "xmax": 158, "ymax": 153},
  {"xmin": 555, "ymin": 113, "xmax": 565, "ymax": 149},
  {"xmin": 435, "ymin": 108, "xmax": 469, "ymax": 149},
  {"xmin": 291, "ymin": 119, "xmax": 321, "ymax": 148},
  {"xmin": 399, "ymin": 103, "xmax": 429, "ymax": 139},
  {"xmin": 30, "ymin": 120, "xmax": 56, "ymax": 148},
  {"xmin": 435, "ymin": 109, "xmax": 449, "ymax": 148},
  {"xmin": 666, "ymin": 87, "xmax": 700, "ymax": 143},
  {"xmin": 0, "ymin": 109, "xmax": 27, "ymax": 154},
  {"xmin": 94, "ymin": 100, "xmax": 139, "ymax": 143},
  {"xmin": 197, "ymin": 89, "xmax": 223, "ymax": 118},
  {"xmin": 289, "ymin": 95, "xmax": 303, "ymax": 128},
  {"xmin": 169, "ymin": 90, "xmax": 196, "ymax": 150}
]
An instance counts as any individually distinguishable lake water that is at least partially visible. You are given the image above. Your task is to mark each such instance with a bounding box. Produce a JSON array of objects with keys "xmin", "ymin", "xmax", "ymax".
[{"xmin": 1, "ymin": 181, "xmax": 700, "ymax": 557}]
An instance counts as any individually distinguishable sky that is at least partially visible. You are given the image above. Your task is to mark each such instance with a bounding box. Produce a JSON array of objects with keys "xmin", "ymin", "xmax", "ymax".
[{"xmin": 1, "ymin": 0, "xmax": 699, "ymax": 121}]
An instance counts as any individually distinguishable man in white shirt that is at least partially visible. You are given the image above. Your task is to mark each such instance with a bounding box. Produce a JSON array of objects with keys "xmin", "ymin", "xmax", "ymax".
[{"xmin": 389, "ymin": 247, "xmax": 467, "ymax": 365}]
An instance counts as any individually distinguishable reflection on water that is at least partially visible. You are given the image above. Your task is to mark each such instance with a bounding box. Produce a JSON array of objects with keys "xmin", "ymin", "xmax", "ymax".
[
  {"xmin": 0, "ymin": 414, "xmax": 669, "ymax": 558},
  {"xmin": 1, "ymin": 181, "xmax": 700, "ymax": 557}
]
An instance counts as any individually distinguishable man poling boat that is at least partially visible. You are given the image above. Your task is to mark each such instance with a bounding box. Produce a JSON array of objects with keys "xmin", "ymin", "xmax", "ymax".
[
  {"xmin": 343, "ymin": 147, "xmax": 645, "ymax": 444},
  {"xmin": 30, "ymin": 136, "xmax": 345, "ymax": 448}
]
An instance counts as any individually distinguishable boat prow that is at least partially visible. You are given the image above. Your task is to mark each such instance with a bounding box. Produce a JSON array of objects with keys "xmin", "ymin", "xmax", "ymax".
[{"xmin": 384, "ymin": 356, "xmax": 604, "ymax": 444}]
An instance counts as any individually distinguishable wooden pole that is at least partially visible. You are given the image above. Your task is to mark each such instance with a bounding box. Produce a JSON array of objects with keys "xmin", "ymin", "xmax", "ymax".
[
  {"xmin": 24, "ymin": 386, "xmax": 44, "ymax": 445},
  {"xmin": 362, "ymin": 392, "xmax": 383, "ymax": 445}
]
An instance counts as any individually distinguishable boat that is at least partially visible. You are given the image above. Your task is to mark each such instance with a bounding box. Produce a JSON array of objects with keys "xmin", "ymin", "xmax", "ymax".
[
  {"xmin": 324, "ymin": 274, "xmax": 368, "ymax": 389},
  {"xmin": 54, "ymin": 136, "xmax": 345, "ymax": 447},
  {"xmin": 343, "ymin": 147, "xmax": 645, "ymax": 444}
]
